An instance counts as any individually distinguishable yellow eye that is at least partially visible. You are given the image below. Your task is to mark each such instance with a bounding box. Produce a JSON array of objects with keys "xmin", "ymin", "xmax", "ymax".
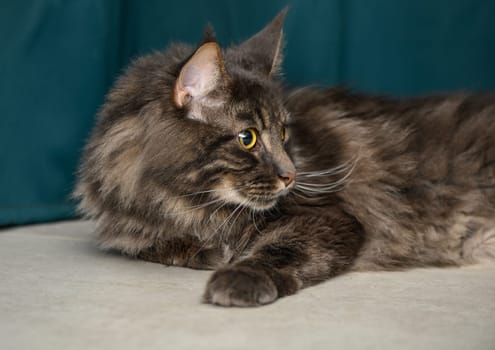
[
  {"xmin": 238, "ymin": 128, "xmax": 257, "ymax": 150},
  {"xmin": 281, "ymin": 126, "xmax": 287, "ymax": 142}
]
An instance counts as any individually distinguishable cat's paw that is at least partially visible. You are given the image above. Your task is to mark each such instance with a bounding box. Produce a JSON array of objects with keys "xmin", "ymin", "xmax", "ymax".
[{"xmin": 203, "ymin": 266, "xmax": 278, "ymax": 307}]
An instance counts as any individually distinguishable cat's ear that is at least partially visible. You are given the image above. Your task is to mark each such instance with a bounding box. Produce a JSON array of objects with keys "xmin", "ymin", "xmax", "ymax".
[
  {"xmin": 174, "ymin": 41, "xmax": 227, "ymax": 108},
  {"xmin": 237, "ymin": 8, "xmax": 288, "ymax": 76}
]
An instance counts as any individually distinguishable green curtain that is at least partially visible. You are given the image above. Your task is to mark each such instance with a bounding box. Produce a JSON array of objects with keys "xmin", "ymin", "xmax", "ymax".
[{"xmin": 1, "ymin": 0, "xmax": 495, "ymax": 225}]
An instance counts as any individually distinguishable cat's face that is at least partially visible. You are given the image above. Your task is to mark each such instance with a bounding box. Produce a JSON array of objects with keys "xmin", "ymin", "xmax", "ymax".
[
  {"xmin": 145, "ymin": 10, "xmax": 295, "ymax": 212},
  {"xmin": 198, "ymin": 80, "xmax": 295, "ymax": 211}
]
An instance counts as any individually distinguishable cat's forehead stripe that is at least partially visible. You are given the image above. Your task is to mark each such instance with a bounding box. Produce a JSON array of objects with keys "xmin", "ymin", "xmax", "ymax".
[
  {"xmin": 256, "ymin": 107, "xmax": 269, "ymax": 129},
  {"xmin": 236, "ymin": 109, "xmax": 267, "ymax": 130},
  {"xmin": 260, "ymin": 107, "xmax": 275, "ymax": 130}
]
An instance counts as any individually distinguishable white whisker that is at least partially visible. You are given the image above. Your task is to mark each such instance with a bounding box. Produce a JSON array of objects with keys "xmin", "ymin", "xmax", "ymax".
[
  {"xmin": 176, "ymin": 185, "xmax": 250, "ymax": 199},
  {"xmin": 294, "ymin": 153, "xmax": 360, "ymax": 197},
  {"xmin": 188, "ymin": 200, "xmax": 246, "ymax": 262},
  {"xmin": 297, "ymin": 161, "xmax": 352, "ymax": 178},
  {"xmin": 251, "ymin": 208, "xmax": 263, "ymax": 235},
  {"xmin": 163, "ymin": 198, "xmax": 225, "ymax": 217}
]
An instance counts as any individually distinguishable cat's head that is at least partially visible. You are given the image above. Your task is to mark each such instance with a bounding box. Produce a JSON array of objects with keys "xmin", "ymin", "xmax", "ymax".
[
  {"xmin": 81, "ymin": 9, "xmax": 295, "ymax": 221},
  {"xmin": 154, "ymin": 9, "xmax": 295, "ymax": 210}
]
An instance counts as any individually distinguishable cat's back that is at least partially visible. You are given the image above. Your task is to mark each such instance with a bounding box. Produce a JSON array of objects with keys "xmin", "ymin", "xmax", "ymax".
[
  {"xmin": 287, "ymin": 87, "xmax": 495, "ymax": 188},
  {"xmin": 286, "ymin": 87, "xmax": 495, "ymax": 266}
]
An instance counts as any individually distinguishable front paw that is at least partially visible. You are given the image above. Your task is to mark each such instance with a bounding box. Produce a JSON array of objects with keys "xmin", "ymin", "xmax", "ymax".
[{"xmin": 203, "ymin": 266, "xmax": 278, "ymax": 307}]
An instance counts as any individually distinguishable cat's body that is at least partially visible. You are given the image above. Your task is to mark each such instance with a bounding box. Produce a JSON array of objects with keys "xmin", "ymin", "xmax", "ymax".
[
  {"xmin": 288, "ymin": 88, "xmax": 495, "ymax": 270},
  {"xmin": 75, "ymin": 10, "xmax": 495, "ymax": 306}
]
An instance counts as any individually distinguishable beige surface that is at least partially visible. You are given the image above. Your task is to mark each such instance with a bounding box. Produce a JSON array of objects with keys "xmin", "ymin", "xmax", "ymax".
[{"xmin": 1, "ymin": 220, "xmax": 494, "ymax": 350}]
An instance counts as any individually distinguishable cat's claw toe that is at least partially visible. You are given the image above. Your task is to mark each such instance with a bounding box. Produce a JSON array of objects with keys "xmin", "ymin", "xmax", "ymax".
[{"xmin": 203, "ymin": 266, "xmax": 278, "ymax": 307}]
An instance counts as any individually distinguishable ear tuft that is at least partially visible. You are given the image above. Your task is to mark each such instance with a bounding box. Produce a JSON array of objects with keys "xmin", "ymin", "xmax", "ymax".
[
  {"xmin": 236, "ymin": 7, "xmax": 288, "ymax": 76},
  {"xmin": 174, "ymin": 42, "xmax": 227, "ymax": 108},
  {"xmin": 202, "ymin": 23, "xmax": 216, "ymax": 44}
]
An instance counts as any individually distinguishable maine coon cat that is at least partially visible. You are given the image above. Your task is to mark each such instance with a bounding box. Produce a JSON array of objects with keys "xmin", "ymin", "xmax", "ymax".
[{"xmin": 75, "ymin": 9, "xmax": 495, "ymax": 307}]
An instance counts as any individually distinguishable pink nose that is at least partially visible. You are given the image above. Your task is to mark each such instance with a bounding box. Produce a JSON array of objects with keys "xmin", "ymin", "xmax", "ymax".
[{"xmin": 278, "ymin": 171, "xmax": 295, "ymax": 187}]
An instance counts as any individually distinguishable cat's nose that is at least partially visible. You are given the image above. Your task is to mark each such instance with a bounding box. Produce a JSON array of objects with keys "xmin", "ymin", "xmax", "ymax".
[{"xmin": 278, "ymin": 171, "xmax": 295, "ymax": 188}]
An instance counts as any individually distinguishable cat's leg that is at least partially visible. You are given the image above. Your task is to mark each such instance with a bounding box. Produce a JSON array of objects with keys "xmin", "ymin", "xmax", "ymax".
[
  {"xmin": 137, "ymin": 236, "xmax": 228, "ymax": 270},
  {"xmin": 203, "ymin": 208, "xmax": 364, "ymax": 306}
]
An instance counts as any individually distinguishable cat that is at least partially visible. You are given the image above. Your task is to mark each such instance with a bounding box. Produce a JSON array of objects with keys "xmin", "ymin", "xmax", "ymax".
[{"xmin": 74, "ymin": 9, "xmax": 495, "ymax": 307}]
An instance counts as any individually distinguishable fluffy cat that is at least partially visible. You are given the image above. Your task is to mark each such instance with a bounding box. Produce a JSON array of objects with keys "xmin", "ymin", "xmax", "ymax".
[{"xmin": 75, "ymin": 9, "xmax": 495, "ymax": 307}]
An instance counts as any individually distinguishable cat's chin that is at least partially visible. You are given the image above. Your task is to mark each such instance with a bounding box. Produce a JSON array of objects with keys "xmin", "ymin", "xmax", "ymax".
[
  {"xmin": 223, "ymin": 195, "xmax": 279, "ymax": 212},
  {"xmin": 214, "ymin": 181, "xmax": 291, "ymax": 212},
  {"xmin": 247, "ymin": 198, "xmax": 278, "ymax": 211},
  {"xmin": 214, "ymin": 186, "xmax": 280, "ymax": 211},
  {"xmin": 242, "ymin": 187, "xmax": 296, "ymax": 211}
]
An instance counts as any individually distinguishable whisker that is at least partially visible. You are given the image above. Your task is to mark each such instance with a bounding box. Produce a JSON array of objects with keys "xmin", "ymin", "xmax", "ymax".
[
  {"xmin": 296, "ymin": 183, "xmax": 344, "ymax": 192},
  {"xmin": 176, "ymin": 185, "xmax": 250, "ymax": 199},
  {"xmin": 177, "ymin": 189, "xmax": 227, "ymax": 198},
  {"xmin": 291, "ymin": 189, "xmax": 315, "ymax": 200},
  {"xmin": 163, "ymin": 198, "xmax": 225, "ymax": 217},
  {"xmin": 297, "ymin": 162, "xmax": 352, "ymax": 178},
  {"xmin": 225, "ymin": 204, "xmax": 246, "ymax": 238},
  {"xmin": 296, "ymin": 181, "xmax": 345, "ymax": 188},
  {"xmin": 215, "ymin": 202, "xmax": 245, "ymax": 236},
  {"xmin": 297, "ymin": 152, "xmax": 360, "ymax": 179},
  {"xmin": 251, "ymin": 208, "xmax": 263, "ymax": 235},
  {"xmin": 188, "ymin": 200, "xmax": 246, "ymax": 262},
  {"xmin": 293, "ymin": 155, "xmax": 359, "ymax": 198},
  {"xmin": 205, "ymin": 200, "xmax": 230, "ymax": 226},
  {"xmin": 162, "ymin": 184, "xmax": 254, "ymax": 217}
]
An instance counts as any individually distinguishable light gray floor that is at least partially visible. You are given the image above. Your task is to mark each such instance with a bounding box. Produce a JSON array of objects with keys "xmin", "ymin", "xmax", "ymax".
[{"xmin": 1, "ymin": 220, "xmax": 494, "ymax": 350}]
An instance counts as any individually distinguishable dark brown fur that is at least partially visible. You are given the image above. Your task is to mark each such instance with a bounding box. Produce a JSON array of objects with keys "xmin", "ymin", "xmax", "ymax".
[{"xmin": 74, "ymin": 10, "xmax": 495, "ymax": 307}]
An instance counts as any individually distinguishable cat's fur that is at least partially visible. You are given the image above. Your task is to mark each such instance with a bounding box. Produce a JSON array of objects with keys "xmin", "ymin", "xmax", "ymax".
[{"xmin": 75, "ymin": 10, "xmax": 495, "ymax": 306}]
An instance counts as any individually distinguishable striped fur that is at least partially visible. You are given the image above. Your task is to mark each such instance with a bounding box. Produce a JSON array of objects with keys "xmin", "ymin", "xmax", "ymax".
[{"xmin": 75, "ymin": 10, "xmax": 495, "ymax": 307}]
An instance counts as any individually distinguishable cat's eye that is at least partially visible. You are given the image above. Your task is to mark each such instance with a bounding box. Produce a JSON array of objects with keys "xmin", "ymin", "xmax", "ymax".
[
  {"xmin": 281, "ymin": 126, "xmax": 287, "ymax": 142},
  {"xmin": 238, "ymin": 128, "xmax": 257, "ymax": 150}
]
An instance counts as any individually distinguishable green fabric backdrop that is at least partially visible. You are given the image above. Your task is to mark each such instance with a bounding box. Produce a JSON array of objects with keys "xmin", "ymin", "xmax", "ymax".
[{"xmin": 1, "ymin": 0, "xmax": 495, "ymax": 225}]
